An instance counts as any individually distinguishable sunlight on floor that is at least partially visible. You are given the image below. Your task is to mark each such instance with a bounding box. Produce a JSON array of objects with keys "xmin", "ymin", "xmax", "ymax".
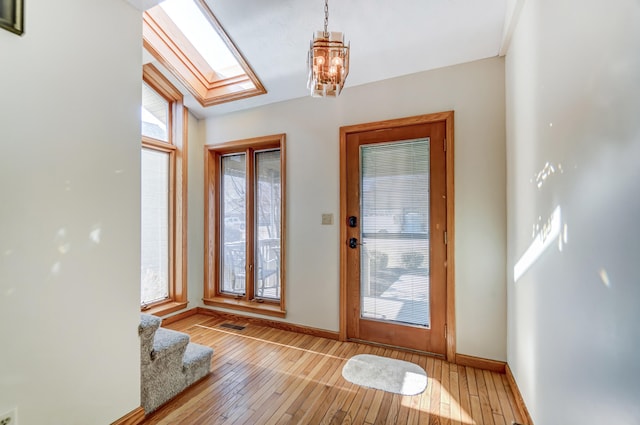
[
  {"xmin": 195, "ymin": 324, "xmax": 346, "ymax": 360},
  {"xmin": 401, "ymin": 378, "xmax": 476, "ymax": 424}
]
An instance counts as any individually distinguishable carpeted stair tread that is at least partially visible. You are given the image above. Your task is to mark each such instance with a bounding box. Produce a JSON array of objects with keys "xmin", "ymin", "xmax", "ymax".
[
  {"xmin": 183, "ymin": 342, "xmax": 214, "ymax": 366},
  {"xmin": 139, "ymin": 314, "xmax": 214, "ymax": 413},
  {"xmin": 183, "ymin": 343, "xmax": 214, "ymax": 386},
  {"xmin": 151, "ymin": 327, "xmax": 189, "ymax": 360},
  {"xmin": 139, "ymin": 314, "xmax": 161, "ymax": 339}
]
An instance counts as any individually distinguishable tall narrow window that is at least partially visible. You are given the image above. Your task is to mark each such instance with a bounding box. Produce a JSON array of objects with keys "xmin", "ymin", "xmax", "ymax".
[
  {"xmin": 220, "ymin": 153, "xmax": 247, "ymax": 295},
  {"xmin": 140, "ymin": 64, "xmax": 188, "ymax": 315},
  {"xmin": 204, "ymin": 134, "xmax": 286, "ymax": 317},
  {"xmin": 255, "ymin": 150, "xmax": 282, "ymax": 300},
  {"xmin": 141, "ymin": 147, "xmax": 170, "ymax": 304}
]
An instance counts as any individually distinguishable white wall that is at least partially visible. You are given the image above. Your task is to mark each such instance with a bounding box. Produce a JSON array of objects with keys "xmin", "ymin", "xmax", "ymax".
[
  {"xmin": 187, "ymin": 115, "xmax": 206, "ymax": 308},
  {"xmin": 0, "ymin": 1, "xmax": 142, "ymax": 423},
  {"xmin": 506, "ymin": 0, "xmax": 640, "ymax": 423},
  {"xmin": 202, "ymin": 57, "xmax": 507, "ymax": 361}
]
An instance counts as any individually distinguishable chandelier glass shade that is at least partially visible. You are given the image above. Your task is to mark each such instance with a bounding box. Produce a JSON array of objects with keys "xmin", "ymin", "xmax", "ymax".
[{"xmin": 307, "ymin": 1, "xmax": 350, "ymax": 97}]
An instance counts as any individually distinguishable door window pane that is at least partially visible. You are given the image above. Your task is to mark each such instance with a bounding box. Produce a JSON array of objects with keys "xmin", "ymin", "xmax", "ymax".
[
  {"xmin": 221, "ymin": 154, "xmax": 246, "ymax": 294},
  {"xmin": 360, "ymin": 138, "xmax": 430, "ymax": 327},
  {"xmin": 141, "ymin": 148, "xmax": 170, "ymax": 304},
  {"xmin": 255, "ymin": 150, "xmax": 281, "ymax": 300}
]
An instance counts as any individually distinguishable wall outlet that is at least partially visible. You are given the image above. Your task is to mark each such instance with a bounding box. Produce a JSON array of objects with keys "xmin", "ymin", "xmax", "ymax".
[
  {"xmin": 321, "ymin": 213, "xmax": 334, "ymax": 225},
  {"xmin": 0, "ymin": 408, "xmax": 17, "ymax": 425}
]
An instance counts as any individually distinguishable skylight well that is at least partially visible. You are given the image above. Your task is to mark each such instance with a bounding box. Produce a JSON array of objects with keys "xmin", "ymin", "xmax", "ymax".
[{"xmin": 143, "ymin": 0, "xmax": 265, "ymax": 107}]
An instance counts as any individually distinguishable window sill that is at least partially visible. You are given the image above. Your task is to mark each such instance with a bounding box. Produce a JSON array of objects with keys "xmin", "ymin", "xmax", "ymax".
[
  {"xmin": 141, "ymin": 300, "xmax": 189, "ymax": 317},
  {"xmin": 203, "ymin": 297, "xmax": 286, "ymax": 318}
]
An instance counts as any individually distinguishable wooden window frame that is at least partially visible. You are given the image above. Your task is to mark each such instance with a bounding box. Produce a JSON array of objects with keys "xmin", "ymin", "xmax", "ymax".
[
  {"xmin": 204, "ymin": 134, "xmax": 286, "ymax": 318},
  {"xmin": 143, "ymin": 0, "xmax": 266, "ymax": 107},
  {"xmin": 141, "ymin": 63, "xmax": 189, "ymax": 316}
]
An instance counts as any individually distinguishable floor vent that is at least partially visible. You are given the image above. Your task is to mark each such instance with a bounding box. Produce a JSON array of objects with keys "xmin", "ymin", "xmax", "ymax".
[{"xmin": 220, "ymin": 323, "xmax": 246, "ymax": 331}]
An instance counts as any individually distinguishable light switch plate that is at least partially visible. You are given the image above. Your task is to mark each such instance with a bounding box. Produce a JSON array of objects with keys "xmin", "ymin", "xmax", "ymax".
[{"xmin": 321, "ymin": 213, "xmax": 334, "ymax": 225}]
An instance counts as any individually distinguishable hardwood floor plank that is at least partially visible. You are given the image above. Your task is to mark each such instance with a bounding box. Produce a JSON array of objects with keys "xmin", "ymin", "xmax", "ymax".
[
  {"xmin": 449, "ymin": 364, "xmax": 461, "ymax": 425},
  {"xmin": 425, "ymin": 358, "xmax": 441, "ymax": 424},
  {"xmin": 405, "ymin": 353, "xmax": 426, "ymax": 425},
  {"xmin": 465, "ymin": 366, "xmax": 478, "ymax": 397},
  {"xmin": 457, "ymin": 366, "xmax": 474, "ymax": 425},
  {"xmin": 469, "ymin": 395, "xmax": 484, "ymax": 425},
  {"xmin": 501, "ymin": 374, "xmax": 526, "ymax": 424},
  {"xmin": 417, "ymin": 355, "xmax": 435, "ymax": 424},
  {"xmin": 475, "ymin": 368, "xmax": 495, "ymax": 425},
  {"xmin": 440, "ymin": 361, "xmax": 450, "ymax": 406},
  {"xmin": 492, "ymin": 413, "xmax": 506, "ymax": 425},
  {"xmin": 492, "ymin": 371, "xmax": 517, "ymax": 424},
  {"xmin": 371, "ymin": 391, "xmax": 394, "ymax": 425},
  {"xmin": 441, "ymin": 402, "xmax": 452, "ymax": 425},
  {"xmin": 482, "ymin": 369, "xmax": 502, "ymax": 416},
  {"xmin": 343, "ymin": 386, "xmax": 373, "ymax": 425},
  {"xmin": 140, "ymin": 314, "xmax": 527, "ymax": 425},
  {"xmin": 348, "ymin": 384, "xmax": 375, "ymax": 424}
]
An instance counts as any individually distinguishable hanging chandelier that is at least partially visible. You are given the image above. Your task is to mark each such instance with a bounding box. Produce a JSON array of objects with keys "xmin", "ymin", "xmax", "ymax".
[{"xmin": 307, "ymin": 0, "xmax": 350, "ymax": 97}]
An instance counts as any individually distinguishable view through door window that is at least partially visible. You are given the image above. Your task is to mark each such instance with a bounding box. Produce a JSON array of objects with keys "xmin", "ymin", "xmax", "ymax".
[{"xmin": 360, "ymin": 138, "xmax": 431, "ymax": 327}]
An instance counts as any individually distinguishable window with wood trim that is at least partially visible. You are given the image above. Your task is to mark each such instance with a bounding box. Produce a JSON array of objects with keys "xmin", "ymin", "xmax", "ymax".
[
  {"xmin": 204, "ymin": 134, "xmax": 286, "ymax": 317},
  {"xmin": 143, "ymin": 0, "xmax": 266, "ymax": 107},
  {"xmin": 140, "ymin": 63, "xmax": 188, "ymax": 316}
]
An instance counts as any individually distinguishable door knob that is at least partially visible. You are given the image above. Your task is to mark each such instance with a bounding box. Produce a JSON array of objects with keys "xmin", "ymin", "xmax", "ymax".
[
  {"xmin": 349, "ymin": 238, "xmax": 358, "ymax": 249},
  {"xmin": 348, "ymin": 216, "xmax": 357, "ymax": 228}
]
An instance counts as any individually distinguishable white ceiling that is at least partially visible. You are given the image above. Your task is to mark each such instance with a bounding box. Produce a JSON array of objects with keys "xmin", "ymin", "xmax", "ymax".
[{"xmin": 145, "ymin": 0, "xmax": 507, "ymax": 118}]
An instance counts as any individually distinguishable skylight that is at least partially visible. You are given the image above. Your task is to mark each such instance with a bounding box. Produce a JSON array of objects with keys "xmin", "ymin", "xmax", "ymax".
[
  {"xmin": 143, "ymin": 0, "xmax": 265, "ymax": 106},
  {"xmin": 159, "ymin": 0, "xmax": 243, "ymax": 79}
]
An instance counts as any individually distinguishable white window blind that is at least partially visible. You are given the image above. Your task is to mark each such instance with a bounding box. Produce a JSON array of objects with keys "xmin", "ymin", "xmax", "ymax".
[
  {"xmin": 141, "ymin": 148, "xmax": 170, "ymax": 305},
  {"xmin": 360, "ymin": 138, "xmax": 431, "ymax": 327},
  {"xmin": 141, "ymin": 82, "xmax": 169, "ymax": 142}
]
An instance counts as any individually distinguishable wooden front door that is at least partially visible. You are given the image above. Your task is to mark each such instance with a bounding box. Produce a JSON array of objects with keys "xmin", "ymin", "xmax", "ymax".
[{"xmin": 340, "ymin": 115, "xmax": 451, "ymax": 356}]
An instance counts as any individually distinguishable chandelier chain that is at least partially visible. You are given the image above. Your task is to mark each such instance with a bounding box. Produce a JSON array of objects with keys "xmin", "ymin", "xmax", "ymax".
[{"xmin": 324, "ymin": 0, "xmax": 329, "ymax": 36}]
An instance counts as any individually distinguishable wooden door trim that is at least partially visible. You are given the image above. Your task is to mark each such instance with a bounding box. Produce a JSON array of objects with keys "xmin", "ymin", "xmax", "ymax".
[{"xmin": 339, "ymin": 111, "xmax": 456, "ymax": 362}]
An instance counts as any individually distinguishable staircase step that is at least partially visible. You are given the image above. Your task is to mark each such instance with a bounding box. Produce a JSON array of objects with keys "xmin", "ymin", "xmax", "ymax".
[
  {"xmin": 138, "ymin": 315, "xmax": 215, "ymax": 414},
  {"xmin": 150, "ymin": 327, "xmax": 189, "ymax": 361},
  {"xmin": 139, "ymin": 314, "xmax": 162, "ymax": 362},
  {"xmin": 183, "ymin": 343, "xmax": 214, "ymax": 386},
  {"xmin": 139, "ymin": 314, "xmax": 161, "ymax": 340}
]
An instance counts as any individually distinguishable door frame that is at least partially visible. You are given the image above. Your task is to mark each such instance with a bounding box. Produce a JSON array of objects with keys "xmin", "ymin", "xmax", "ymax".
[{"xmin": 339, "ymin": 111, "xmax": 456, "ymax": 362}]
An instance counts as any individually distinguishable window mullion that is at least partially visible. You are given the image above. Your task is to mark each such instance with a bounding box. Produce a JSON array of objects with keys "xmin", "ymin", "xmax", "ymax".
[{"xmin": 246, "ymin": 148, "xmax": 256, "ymax": 300}]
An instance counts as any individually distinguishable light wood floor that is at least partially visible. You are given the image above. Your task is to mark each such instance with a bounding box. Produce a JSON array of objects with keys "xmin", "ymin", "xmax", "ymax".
[{"xmin": 141, "ymin": 314, "xmax": 524, "ymax": 425}]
